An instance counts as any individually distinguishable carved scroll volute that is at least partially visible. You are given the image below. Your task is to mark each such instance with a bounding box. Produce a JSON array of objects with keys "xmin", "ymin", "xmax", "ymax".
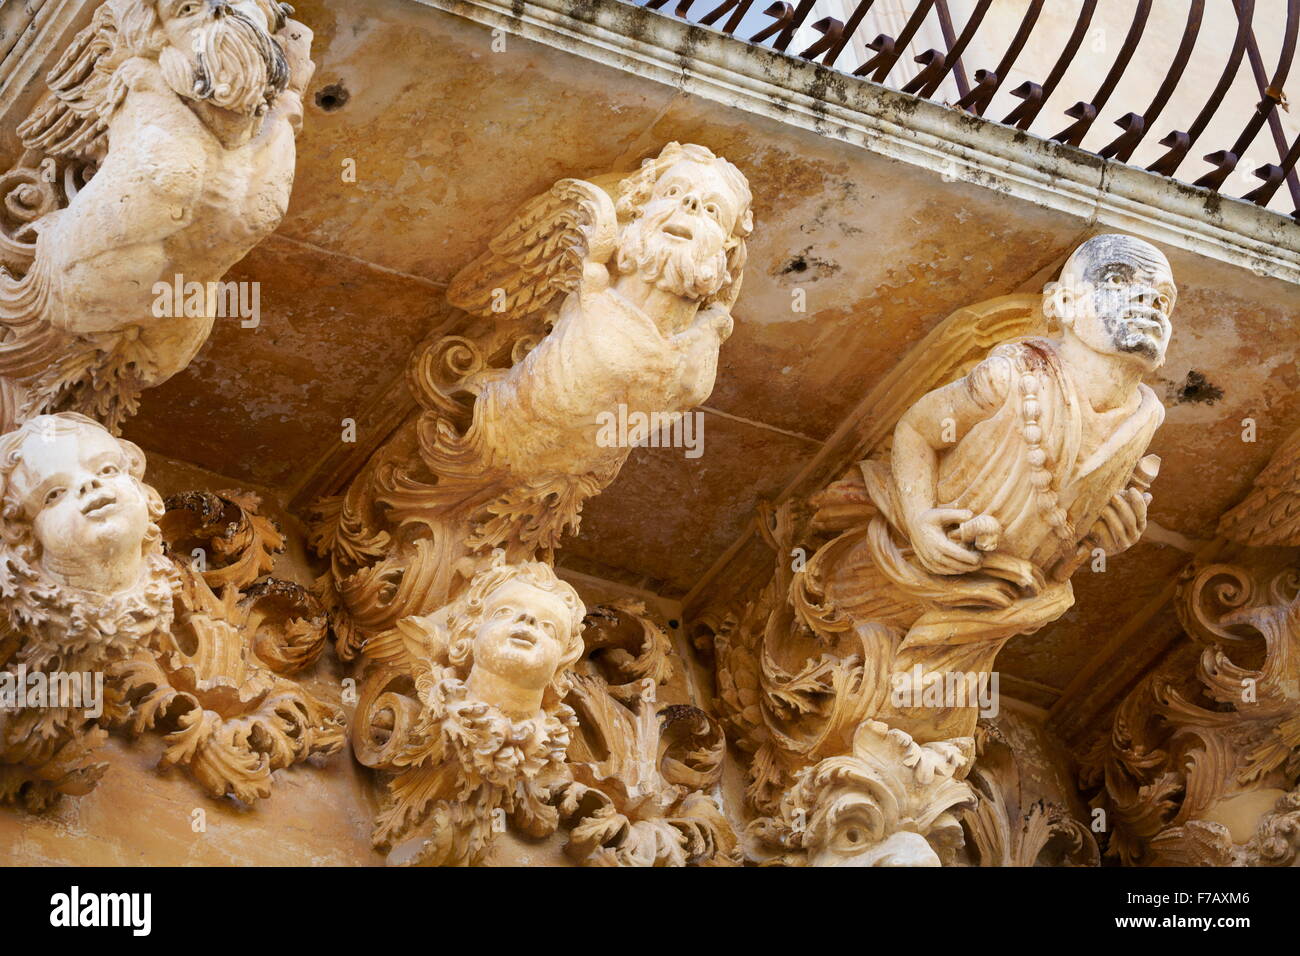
[
  {"xmin": 238, "ymin": 579, "xmax": 330, "ymax": 675},
  {"xmin": 160, "ymin": 491, "xmax": 285, "ymax": 591},
  {"xmin": 0, "ymin": 152, "xmax": 79, "ymax": 274},
  {"xmin": 351, "ymin": 666, "xmax": 421, "ymax": 771}
]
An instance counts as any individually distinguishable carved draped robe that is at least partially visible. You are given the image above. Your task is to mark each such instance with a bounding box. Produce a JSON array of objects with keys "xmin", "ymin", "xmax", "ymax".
[{"xmin": 830, "ymin": 337, "xmax": 1164, "ymax": 739}]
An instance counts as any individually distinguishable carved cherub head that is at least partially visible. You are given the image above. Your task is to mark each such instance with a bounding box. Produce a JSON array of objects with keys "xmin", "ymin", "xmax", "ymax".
[
  {"xmin": 370, "ymin": 555, "xmax": 585, "ymax": 857},
  {"xmin": 1044, "ymin": 234, "xmax": 1176, "ymax": 371},
  {"xmin": 751, "ymin": 721, "xmax": 976, "ymax": 867},
  {"xmin": 441, "ymin": 554, "xmax": 586, "ymax": 720},
  {"xmin": 614, "ymin": 142, "xmax": 754, "ymax": 306},
  {"xmin": 0, "ymin": 413, "xmax": 172, "ymax": 664}
]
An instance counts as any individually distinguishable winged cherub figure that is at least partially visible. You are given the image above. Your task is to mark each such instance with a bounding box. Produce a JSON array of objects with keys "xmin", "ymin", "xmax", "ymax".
[
  {"xmin": 429, "ymin": 141, "xmax": 753, "ymax": 529},
  {"xmin": 0, "ymin": 0, "xmax": 314, "ymax": 431},
  {"xmin": 361, "ymin": 552, "xmax": 586, "ymax": 866},
  {"xmin": 313, "ymin": 144, "xmax": 753, "ymax": 654}
]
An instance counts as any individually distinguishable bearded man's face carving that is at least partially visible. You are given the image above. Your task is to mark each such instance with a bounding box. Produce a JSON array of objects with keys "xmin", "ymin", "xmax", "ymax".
[
  {"xmin": 9, "ymin": 426, "xmax": 151, "ymax": 582},
  {"xmin": 616, "ymin": 158, "xmax": 745, "ymax": 300},
  {"xmin": 157, "ymin": 0, "xmax": 289, "ymax": 115}
]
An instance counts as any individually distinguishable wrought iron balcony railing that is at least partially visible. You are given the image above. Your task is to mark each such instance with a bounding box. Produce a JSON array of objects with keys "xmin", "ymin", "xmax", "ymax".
[{"xmin": 637, "ymin": 0, "xmax": 1300, "ymax": 218}]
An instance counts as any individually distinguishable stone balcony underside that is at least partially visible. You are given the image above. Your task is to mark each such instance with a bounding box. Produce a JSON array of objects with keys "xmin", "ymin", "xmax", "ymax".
[{"xmin": 93, "ymin": 0, "xmax": 1298, "ymax": 724}]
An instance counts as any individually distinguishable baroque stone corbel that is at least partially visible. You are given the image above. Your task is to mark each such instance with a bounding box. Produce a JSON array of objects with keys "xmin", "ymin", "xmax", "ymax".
[
  {"xmin": 0, "ymin": 414, "xmax": 343, "ymax": 808},
  {"xmin": 0, "ymin": 0, "xmax": 314, "ymax": 433},
  {"xmin": 707, "ymin": 234, "xmax": 1177, "ymax": 865},
  {"xmin": 355, "ymin": 551, "xmax": 587, "ymax": 866},
  {"xmin": 1083, "ymin": 419, "xmax": 1300, "ymax": 866},
  {"xmin": 306, "ymin": 144, "xmax": 756, "ymax": 864},
  {"xmin": 310, "ymin": 141, "xmax": 755, "ymax": 659}
]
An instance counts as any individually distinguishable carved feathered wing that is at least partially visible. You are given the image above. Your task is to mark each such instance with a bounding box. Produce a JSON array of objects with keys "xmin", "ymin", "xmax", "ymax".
[
  {"xmin": 0, "ymin": 3, "xmax": 131, "ymax": 431},
  {"xmin": 16, "ymin": 3, "xmax": 123, "ymax": 162},
  {"xmin": 1218, "ymin": 426, "xmax": 1300, "ymax": 547},
  {"xmin": 446, "ymin": 178, "xmax": 617, "ymax": 324}
]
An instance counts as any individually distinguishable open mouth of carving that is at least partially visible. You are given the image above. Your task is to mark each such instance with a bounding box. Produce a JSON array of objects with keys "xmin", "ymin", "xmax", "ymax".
[
  {"xmin": 663, "ymin": 222, "xmax": 694, "ymax": 241},
  {"xmin": 507, "ymin": 628, "xmax": 539, "ymax": 649},
  {"xmin": 81, "ymin": 493, "xmax": 117, "ymax": 517}
]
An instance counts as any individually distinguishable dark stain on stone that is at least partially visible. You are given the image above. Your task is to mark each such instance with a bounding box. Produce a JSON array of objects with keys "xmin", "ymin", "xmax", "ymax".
[
  {"xmin": 1171, "ymin": 370, "xmax": 1224, "ymax": 405},
  {"xmin": 314, "ymin": 82, "xmax": 350, "ymax": 112},
  {"xmin": 778, "ymin": 245, "xmax": 840, "ymax": 280}
]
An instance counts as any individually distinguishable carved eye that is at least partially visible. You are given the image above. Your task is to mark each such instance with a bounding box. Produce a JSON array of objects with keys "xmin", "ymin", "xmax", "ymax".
[
  {"xmin": 177, "ymin": 2, "xmax": 201, "ymax": 16},
  {"xmin": 666, "ymin": 185, "xmax": 681, "ymax": 198},
  {"xmin": 493, "ymin": 605, "xmax": 513, "ymax": 619},
  {"xmin": 44, "ymin": 487, "xmax": 65, "ymax": 506},
  {"xmin": 831, "ymin": 804, "xmax": 884, "ymax": 852},
  {"xmin": 99, "ymin": 464, "xmax": 119, "ymax": 477},
  {"xmin": 704, "ymin": 202, "xmax": 720, "ymax": 220}
]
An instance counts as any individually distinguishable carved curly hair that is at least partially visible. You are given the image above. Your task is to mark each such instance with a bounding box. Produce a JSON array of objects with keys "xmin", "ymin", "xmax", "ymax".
[
  {"xmin": 441, "ymin": 549, "xmax": 586, "ymax": 701},
  {"xmin": 0, "ymin": 412, "xmax": 165, "ymax": 586}
]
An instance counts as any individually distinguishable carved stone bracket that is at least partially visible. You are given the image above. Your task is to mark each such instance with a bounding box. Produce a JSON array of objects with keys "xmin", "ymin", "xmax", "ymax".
[
  {"xmin": 707, "ymin": 235, "xmax": 1177, "ymax": 865},
  {"xmin": 0, "ymin": 0, "xmax": 315, "ymax": 434},
  {"xmin": 0, "ymin": 416, "xmax": 342, "ymax": 808}
]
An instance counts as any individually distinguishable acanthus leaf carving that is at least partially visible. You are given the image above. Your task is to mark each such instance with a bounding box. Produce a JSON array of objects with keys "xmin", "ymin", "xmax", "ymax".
[
  {"xmin": 0, "ymin": 413, "xmax": 342, "ymax": 808},
  {"xmin": 557, "ymin": 602, "xmax": 740, "ymax": 867},
  {"xmin": 1085, "ymin": 557, "xmax": 1300, "ymax": 865}
]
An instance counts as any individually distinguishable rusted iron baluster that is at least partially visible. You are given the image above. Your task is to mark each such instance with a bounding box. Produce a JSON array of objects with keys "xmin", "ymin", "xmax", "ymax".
[
  {"xmin": 1147, "ymin": 0, "xmax": 1253, "ymax": 179},
  {"xmin": 798, "ymin": 18, "xmax": 845, "ymax": 63},
  {"xmin": 643, "ymin": 0, "xmax": 672, "ymax": 9},
  {"xmin": 954, "ymin": 0, "xmax": 1043, "ymax": 117},
  {"xmin": 1195, "ymin": 0, "xmax": 1298, "ymax": 192},
  {"xmin": 674, "ymin": 0, "xmax": 697, "ymax": 18},
  {"xmin": 774, "ymin": 0, "xmax": 817, "ymax": 51},
  {"xmin": 902, "ymin": 0, "xmax": 991, "ymax": 99},
  {"xmin": 933, "ymin": 0, "xmax": 970, "ymax": 98},
  {"xmin": 1244, "ymin": 130, "xmax": 1300, "ymax": 206},
  {"xmin": 1002, "ymin": 0, "xmax": 1095, "ymax": 131},
  {"xmin": 820, "ymin": 0, "xmax": 879, "ymax": 71},
  {"xmin": 699, "ymin": 0, "xmax": 754, "ymax": 34},
  {"xmin": 750, "ymin": 2, "xmax": 793, "ymax": 43},
  {"xmin": 854, "ymin": 0, "xmax": 936, "ymax": 82},
  {"xmin": 1098, "ymin": 0, "xmax": 1203, "ymax": 163},
  {"xmin": 1239, "ymin": 1, "xmax": 1300, "ymax": 209},
  {"xmin": 749, "ymin": 0, "xmax": 815, "ymax": 50},
  {"xmin": 1052, "ymin": 0, "xmax": 1152, "ymax": 147}
]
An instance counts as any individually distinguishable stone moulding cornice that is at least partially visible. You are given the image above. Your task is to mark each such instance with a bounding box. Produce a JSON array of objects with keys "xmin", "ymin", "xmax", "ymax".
[{"xmin": 418, "ymin": 0, "xmax": 1300, "ymax": 285}]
